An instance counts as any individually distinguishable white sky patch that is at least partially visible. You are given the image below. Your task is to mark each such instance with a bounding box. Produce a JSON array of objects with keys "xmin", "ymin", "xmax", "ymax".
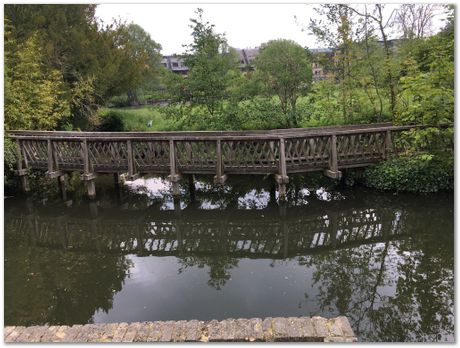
[
  {"xmin": 96, "ymin": 3, "xmax": 318, "ymax": 54},
  {"xmin": 95, "ymin": 3, "xmax": 448, "ymax": 55}
]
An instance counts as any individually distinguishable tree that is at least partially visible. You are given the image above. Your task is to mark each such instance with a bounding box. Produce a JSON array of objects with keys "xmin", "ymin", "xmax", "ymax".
[
  {"xmin": 309, "ymin": 5, "xmax": 362, "ymax": 123},
  {"xmin": 395, "ymin": 4, "xmax": 440, "ymax": 40},
  {"xmin": 254, "ymin": 39, "xmax": 312, "ymax": 127},
  {"xmin": 395, "ymin": 24, "xmax": 454, "ymax": 155},
  {"xmin": 115, "ymin": 23, "xmax": 163, "ymax": 105},
  {"xmin": 5, "ymin": 4, "xmax": 164, "ymax": 130},
  {"xmin": 4, "ymin": 27, "xmax": 69, "ymax": 131},
  {"xmin": 182, "ymin": 8, "xmax": 239, "ymax": 118},
  {"xmin": 343, "ymin": 5, "xmax": 398, "ymax": 119}
]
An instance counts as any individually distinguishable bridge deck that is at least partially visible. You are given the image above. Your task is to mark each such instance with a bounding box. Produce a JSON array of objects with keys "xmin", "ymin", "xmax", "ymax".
[{"xmin": 9, "ymin": 123, "xmax": 416, "ymax": 199}]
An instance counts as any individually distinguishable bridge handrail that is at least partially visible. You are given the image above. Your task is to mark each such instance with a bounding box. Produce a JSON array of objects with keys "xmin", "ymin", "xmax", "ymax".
[
  {"xmin": 7, "ymin": 123, "xmax": 424, "ymax": 141},
  {"xmin": 9, "ymin": 122, "xmax": 451, "ymax": 200}
]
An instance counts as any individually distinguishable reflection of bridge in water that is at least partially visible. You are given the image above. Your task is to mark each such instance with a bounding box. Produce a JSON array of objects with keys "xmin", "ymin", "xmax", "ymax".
[{"xmin": 6, "ymin": 201, "xmax": 406, "ymax": 259}]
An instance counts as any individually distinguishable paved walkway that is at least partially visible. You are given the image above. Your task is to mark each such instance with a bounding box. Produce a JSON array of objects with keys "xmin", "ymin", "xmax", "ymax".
[{"xmin": 4, "ymin": 316, "xmax": 357, "ymax": 342}]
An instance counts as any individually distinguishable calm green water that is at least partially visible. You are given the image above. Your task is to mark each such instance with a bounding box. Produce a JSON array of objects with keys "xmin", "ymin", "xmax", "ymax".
[{"xmin": 4, "ymin": 175, "xmax": 454, "ymax": 342}]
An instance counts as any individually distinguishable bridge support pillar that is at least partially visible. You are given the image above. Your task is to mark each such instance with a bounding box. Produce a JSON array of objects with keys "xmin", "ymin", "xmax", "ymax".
[
  {"xmin": 275, "ymin": 174, "xmax": 289, "ymax": 201},
  {"xmin": 17, "ymin": 169, "xmax": 30, "ymax": 193},
  {"xmin": 325, "ymin": 134, "xmax": 342, "ymax": 180},
  {"xmin": 169, "ymin": 174, "xmax": 181, "ymax": 197},
  {"xmin": 82, "ymin": 173, "xmax": 97, "ymax": 199},
  {"xmin": 86, "ymin": 180, "xmax": 96, "ymax": 199},
  {"xmin": 214, "ymin": 139, "xmax": 227, "ymax": 185},
  {"xmin": 15, "ymin": 139, "xmax": 30, "ymax": 193},
  {"xmin": 57, "ymin": 174, "xmax": 67, "ymax": 201},
  {"xmin": 276, "ymin": 138, "xmax": 289, "ymax": 201}
]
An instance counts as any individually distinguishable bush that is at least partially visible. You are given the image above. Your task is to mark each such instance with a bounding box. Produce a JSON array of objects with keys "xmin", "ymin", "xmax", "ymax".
[
  {"xmin": 363, "ymin": 154, "xmax": 453, "ymax": 193},
  {"xmin": 4, "ymin": 137, "xmax": 19, "ymax": 190},
  {"xmin": 97, "ymin": 111, "xmax": 125, "ymax": 131}
]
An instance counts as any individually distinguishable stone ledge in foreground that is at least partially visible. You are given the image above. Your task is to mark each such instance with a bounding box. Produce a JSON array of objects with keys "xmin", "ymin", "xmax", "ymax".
[{"xmin": 4, "ymin": 316, "xmax": 357, "ymax": 343}]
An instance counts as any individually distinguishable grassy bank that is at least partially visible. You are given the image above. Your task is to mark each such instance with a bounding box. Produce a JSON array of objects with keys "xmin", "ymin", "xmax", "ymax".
[{"xmin": 98, "ymin": 106, "xmax": 175, "ymax": 131}]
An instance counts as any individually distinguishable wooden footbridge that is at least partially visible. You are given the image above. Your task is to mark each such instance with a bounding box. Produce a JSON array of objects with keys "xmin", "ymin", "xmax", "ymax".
[{"xmin": 9, "ymin": 123, "xmax": 416, "ymax": 200}]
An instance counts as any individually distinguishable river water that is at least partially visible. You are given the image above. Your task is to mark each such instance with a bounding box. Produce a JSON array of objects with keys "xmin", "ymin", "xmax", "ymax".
[{"xmin": 4, "ymin": 175, "xmax": 454, "ymax": 342}]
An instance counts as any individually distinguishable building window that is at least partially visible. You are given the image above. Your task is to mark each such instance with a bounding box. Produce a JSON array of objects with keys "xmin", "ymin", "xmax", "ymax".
[{"xmin": 172, "ymin": 62, "xmax": 179, "ymax": 68}]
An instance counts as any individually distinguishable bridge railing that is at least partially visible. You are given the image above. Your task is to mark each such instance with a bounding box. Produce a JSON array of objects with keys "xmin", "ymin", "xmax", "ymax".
[{"xmin": 8, "ymin": 123, "xmax": 421, "ymax": 199}]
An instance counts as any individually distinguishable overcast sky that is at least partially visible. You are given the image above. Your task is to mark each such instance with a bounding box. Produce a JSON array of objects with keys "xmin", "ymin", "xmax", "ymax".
[{"xmin": 95, "ymin": 3, "xmax": 447, "ymax": 55}]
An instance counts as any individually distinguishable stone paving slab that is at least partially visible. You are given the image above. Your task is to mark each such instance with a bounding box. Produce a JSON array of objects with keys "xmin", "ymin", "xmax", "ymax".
[{"xmin": 4, "ymin": 316, "xmax": 357, "ymax": 343}]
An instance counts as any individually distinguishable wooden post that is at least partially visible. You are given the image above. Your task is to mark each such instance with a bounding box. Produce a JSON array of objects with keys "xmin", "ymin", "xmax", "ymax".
[
  {"xmin": 127, "ymin": 140, "xmax": 138, "ymax": 180},
  {"xmin": 81, "ymin": 139, "xmax": 97, "ymax": 199},
  {"xmin": 47, "ymin": 139, "xmax": 54, "ymax": 174},
  {"xmin": 169, "ymin": 139, "xmax": 181, "ymax": 196},
  {"xmin": 57, "ymin": 174, "xmax": 67, "ymax": 201},
  {"xmin": 275, "ymin": 138, "xmax": 289, "ymax": 201},
  {"xmin": 15, "ymin": 139, "xmax": 30, "ymax": 192},
  {"xmin": 214, "ymin": 139, "xmax": 227, "ymax": 184},
  {"xmin": 384, "ymin": 130, "xmax": 393, "ymax": 159},
  {"xmin": 324, "ymin": 134, "xmax": 342, "ymax": 180}
]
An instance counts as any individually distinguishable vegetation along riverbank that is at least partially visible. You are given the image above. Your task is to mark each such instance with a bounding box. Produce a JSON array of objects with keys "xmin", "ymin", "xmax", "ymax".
[{"xmin": 4, "ymin": 4, "xmax": 454, "ymax": 194}]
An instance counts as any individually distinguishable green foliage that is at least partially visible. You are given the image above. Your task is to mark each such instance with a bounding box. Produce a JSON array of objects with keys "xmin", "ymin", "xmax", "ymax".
[
  {"xmin": 98, "ymin": 106, "xmax": 175, "ymax": 131},
  {"xmin": 114, "ymin": 23, "xmax": 163, "ymax": 105},
  {"xmin": 68, "ymin": 75, "xmax": 100, "ymax": 130},
  {"xmin": 254, "ymin": 39, "xmax": 312, "ymax": 127},
  {"xmin": 97, "ymin": 112, "xmax": 124, "ymax": 132},
  {"xmin": 181, "ymin": 8, "xmax": 239, "ymax": 117},
  {"xmin": 5, "ymin": 5, "xmax": 164, "ymax": 130},
  {"xmin": 4, "ymin": 30, "xmax": 70, "ymax": 131},
  {"xmin": 364, "ymin": 154, "xmax": 453, "ymax": 193},
  {"xmin": 4, "ymin": 138, "xmax": 17, "ymax": 173}
]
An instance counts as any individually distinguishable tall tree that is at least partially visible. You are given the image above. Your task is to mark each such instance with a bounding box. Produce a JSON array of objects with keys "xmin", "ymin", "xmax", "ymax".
[
  {"xmin": 254, "ymin": 39, "xmax": 312, "ymax": 127},
  {"xmin": 116, "ymin": 23, "xmax": 163, "ymax": 105},
  {"xmin": 343, "ymin": 4, "xmax": 398, "ymax": 119},
  {"xmin": 4, "ymin": 25, "xmax": 69, "ymax": 131},
  {"xmin": 5, "ymin": 4, "xmax": 163, "ymax": 130},
  {"xmin": 395, "ymin": 4, "xmax": 440, "ymax": 39},
  {"xmin": 182, "ymin": 8, "xmax": 239, "ymax": 118},
  {"xmin": 309, "ymin": 5, "xmax": 361, "ymax": 123}
]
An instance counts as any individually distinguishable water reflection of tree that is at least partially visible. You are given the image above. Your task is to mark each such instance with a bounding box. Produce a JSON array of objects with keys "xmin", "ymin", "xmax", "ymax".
[
  {"xmin": 177, "ymin": 256, "xmax": 239, "ymax": 290},
  {"xmin": 4, "ymin": 245, "xmax": 132, "ymax": 326},
  {"xmin": 299, "ymin": 206, "xmax": 454, "ymax": 342}
]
